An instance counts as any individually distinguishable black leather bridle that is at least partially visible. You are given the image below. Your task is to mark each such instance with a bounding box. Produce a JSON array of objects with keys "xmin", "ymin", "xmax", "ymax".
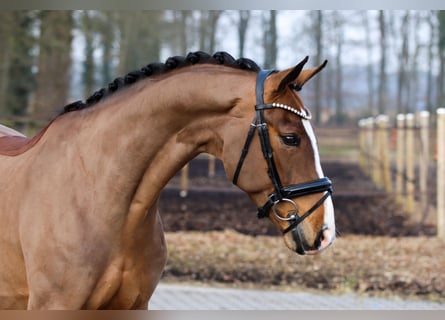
[{"xmin": 232, "ymin": 70, "xmax": 333, "ymax": 235}]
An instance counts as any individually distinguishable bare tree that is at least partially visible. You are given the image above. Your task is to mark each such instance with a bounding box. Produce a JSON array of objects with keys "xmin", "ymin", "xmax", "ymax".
[
  {"xmin": 199, "ymin": 11, "xmax": 223, "ymax": 53},
  {"xmin": 81, "ymin": 11, "xmax": 96, "ymax": 98},
  {"xmin": 177, "ymin": 11, "xmax": 193, "ymax": 53},
  {"xmin": 98, "ymin": 12, "xmax": 117, "ymax": 85},
  {"xmin": 362, "ymin": 11, "xmax": 376, "ymax": 117},
  {"xmin": 396, "ymin": 11, "xmax": 410, "ymax": 114},
  {"xmin": 117, "ymin": 11, "xmax": 162, "ymax": 74},
  {"xmin": 31, "ymin": 11, "xmax": 73, "ymax": 122},
  {"xmin": 438, "ymin": 10, "xmax": 445, "ymax": 108},
  {"xmin": 238, "ymin": 10, "xmax": 250, "ymax": 57},
  {"xmin": 313, "ymin": 10, "xmax": 324, "ymax": 124},
  {"xmin": 332, "ymin": 11, "xmax": 345, "ymax": 124},
  {"xmin": 263, "ymin": 10, "xmax": 278, "ymax": 69},
  {"xmin": 0, "ymin": 12, "xmax": 13, "ymax": 116},
  {"xmin": 409, "ymin": 12, "xmax": 423, "ymax": 113},
  {"xmin": 377, "ymin": 10, "xmax": 388, "ymax": 115},
  {"xmin": 0, "ymin": 12, "xmax": 36, "ymax": 118},
  {"xmin": 426, "ymin": 11, "xmax": 438, "ymax": 113}
]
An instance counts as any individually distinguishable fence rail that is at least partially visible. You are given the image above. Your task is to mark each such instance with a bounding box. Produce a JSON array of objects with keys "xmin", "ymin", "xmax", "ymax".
[{"xmin": 358, "ymin": 110, "xmax": 445, "ymax": 239}]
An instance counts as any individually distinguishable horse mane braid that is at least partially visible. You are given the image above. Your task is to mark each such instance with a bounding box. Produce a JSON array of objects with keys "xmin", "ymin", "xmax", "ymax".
[{"xmin": 59, "ymin": 51, "xmax": 261, "ymax": 115}]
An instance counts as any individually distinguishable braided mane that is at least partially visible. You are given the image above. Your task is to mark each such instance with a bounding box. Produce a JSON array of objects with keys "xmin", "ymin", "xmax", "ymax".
[{"xmin": 60, "ymin": 51, "xmax": 261, "ymax": 115}]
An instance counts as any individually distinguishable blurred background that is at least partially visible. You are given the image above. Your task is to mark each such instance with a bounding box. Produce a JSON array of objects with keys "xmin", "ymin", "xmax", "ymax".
[{"xmin": 1, "ymin": 10, "xmax": 445, "ymax": 128}]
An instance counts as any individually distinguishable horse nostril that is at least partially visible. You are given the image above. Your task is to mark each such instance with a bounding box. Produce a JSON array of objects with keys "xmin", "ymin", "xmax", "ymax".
[
  {"xmin": 314, "ymin": 230, "xmax": 323, "ymax": 249},
  {"xmin": 317, "ymin": 227, "xmax": 333, "ymax": 251}
]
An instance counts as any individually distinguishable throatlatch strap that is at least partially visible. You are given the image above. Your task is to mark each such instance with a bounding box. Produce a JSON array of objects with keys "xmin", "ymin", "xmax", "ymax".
[{"xmin": 232, "ymin": 113, "xmax": 259, "ymax": 185}]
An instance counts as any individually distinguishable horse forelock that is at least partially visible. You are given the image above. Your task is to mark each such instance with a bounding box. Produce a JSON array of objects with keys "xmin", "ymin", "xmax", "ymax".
[{"xmin": 59, "ymin": 51, "xmax": 261, "ymax": 116}]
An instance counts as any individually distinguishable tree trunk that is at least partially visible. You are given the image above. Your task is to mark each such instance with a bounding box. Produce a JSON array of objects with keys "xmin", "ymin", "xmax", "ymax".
[
  {"xmin": 396, "ymin": 11, "xmax": 410, "ymax": 114},
  {"xmin": 313, "ymin": 11, "xmax": 323, "ymax": 124},
  {"xmin": 426, "ymin": 11, "xmax": 437, "ymax": 113},
  {"xmin": 179, "ymin": 11, "xmax": 191, "ymax": 53},
  {"xmin": 238, "ymin": 10, "xmax": 250, "ymax": 57},
  {"xmin": 100, "ymin": 11, "xmax": 116, "ymax": 84},
  {"xmin": 410, "ymin": 12, "xmax": 422, "ymax": 113},
  {"xmin": 199, "ymin": 11, "xmax": 222, "ymax": 53},
  {"xmin": 263, "ymin": 10, "xmax": 277, "ymax": 69},
  {"xmin": 437, "ymin": 10, "xmax": 445, "ymax": 109},
  {"xmin": 31, "ymin": 11, "xmax": 73, "ymax": 122},
  {"xmin": 333, "ymin": 11, "xmax": 344, "ymax": 125},
  {"xmin": 0, "ymin": 12, "xmax": 14, "ymax": 116},
  {"xmin": 377, "ymin": 10, "xmax": 388, "ymax": 115},
  {"xmin": 118, "ymin": 11, "xmax": 162, "ymax": 74},
  {"xmin": 82, "ymin": 11, "xmax": 95, "ymax": 98},
  {"xmin": 363, "ymin": 11, "xmax": 375, "ymax": 117},
  {"xmin": 0, "ymin": 12, "xmax": 36, "ymax": 119},
  {"xmin": 208, "ymin": 11, "xmax": 222, "ymax": 53}
]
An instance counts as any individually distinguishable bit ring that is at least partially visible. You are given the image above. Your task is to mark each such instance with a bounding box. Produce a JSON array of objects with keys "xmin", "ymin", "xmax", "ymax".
[{"xmin": 272, "ymin": 198, "xmax": 299, "ymax": 222}]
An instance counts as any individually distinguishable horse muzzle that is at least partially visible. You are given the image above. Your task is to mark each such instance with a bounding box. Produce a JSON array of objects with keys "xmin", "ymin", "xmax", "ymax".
[
  {"xmin": 262, "ymin": 179, "xmax": 335, "ymax": 255},
  {"xmin": 289, "ymin": 224, "xmax": 335, "ymax": 255}
]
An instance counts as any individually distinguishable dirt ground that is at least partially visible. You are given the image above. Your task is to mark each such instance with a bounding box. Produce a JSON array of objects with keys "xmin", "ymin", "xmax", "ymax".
[{"xmin": 158, "ymin": 157, "xmax": 444, "ymax": 301}]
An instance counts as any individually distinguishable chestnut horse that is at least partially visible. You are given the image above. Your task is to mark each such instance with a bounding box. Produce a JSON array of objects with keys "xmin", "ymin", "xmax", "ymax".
[{"xmin": 0, "ymin": 52, "xmax": 335, "ymax": 309}]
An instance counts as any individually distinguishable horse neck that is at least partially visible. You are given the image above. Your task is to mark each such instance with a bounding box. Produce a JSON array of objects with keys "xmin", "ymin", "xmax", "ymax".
[{"xmin": 54, "ymin": 66, "xmax": 255, "ymax": 208}]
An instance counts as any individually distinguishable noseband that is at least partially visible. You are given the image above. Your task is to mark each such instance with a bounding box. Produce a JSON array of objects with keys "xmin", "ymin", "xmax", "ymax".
[{"xmin": 232, "ymin": 70, "xmax": 332, "ymax": 234}]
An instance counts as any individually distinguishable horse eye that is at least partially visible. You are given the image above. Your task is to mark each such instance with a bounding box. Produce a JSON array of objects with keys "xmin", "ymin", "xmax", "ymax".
[{"xmin": 281, "ymin": 134, "xmax": 301, "ymax": 147}]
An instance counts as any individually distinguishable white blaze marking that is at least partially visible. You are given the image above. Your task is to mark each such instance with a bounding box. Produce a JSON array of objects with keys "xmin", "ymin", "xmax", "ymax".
[
  {"xmin": 302, "ymin": 119, "xmax": 323, "ymax": 178},
  {"xmin": 302, "ymin": 118, "xmax": 336, "ymax": 234}
]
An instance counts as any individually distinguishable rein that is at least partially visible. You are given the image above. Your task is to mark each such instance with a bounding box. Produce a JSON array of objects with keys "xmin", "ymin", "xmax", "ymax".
[{"xmin": 232, "ymin": 70, "xmax": 332, "ymax": 234}]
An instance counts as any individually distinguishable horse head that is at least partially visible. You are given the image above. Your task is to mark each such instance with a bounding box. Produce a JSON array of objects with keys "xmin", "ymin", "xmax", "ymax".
[{"xmin": 224, "ymin": 57, "xmax": 335, "ymax": 255}]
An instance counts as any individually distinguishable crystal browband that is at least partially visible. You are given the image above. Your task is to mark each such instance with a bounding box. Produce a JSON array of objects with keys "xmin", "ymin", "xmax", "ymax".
[{"xmin": 266, "ymin": 102, "xmax": 312, "ymax": 120}]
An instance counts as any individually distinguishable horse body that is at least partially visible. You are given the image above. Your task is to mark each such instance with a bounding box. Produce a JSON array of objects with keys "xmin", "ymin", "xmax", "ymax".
[
  {"xmin": 0, "ymin": 53, "xmax": 335, "ymax": 309},
  {"xmin": 0, "ymin": 66, "xmax": 256, "ymax": 309}
]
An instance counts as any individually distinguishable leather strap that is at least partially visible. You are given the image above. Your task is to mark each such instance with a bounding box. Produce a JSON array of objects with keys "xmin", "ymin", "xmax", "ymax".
[
  {"xmin": 232, "ymin": 115, "xmax": 258, "ymax": 185},
  {"xmin": 232, "ymin": 70, "xmax": 276, "ymax": 185},
  {"xmin": 257, "ymin": 177, "xmax": 332, "ymax": 219},
  {"xmin": 282, "ymin": 190, "xmax": 332, "ymax": 234}
]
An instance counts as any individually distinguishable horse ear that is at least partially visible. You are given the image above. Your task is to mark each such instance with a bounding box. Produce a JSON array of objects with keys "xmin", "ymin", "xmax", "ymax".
[
  {"xmin": 276, "ymin": 58, "xmax": 328, "ymax": 93},
  {"xmin": 277, "ymin": 56, "xmax": 309, "ymax": 92},
  {"xmin": 294, "ymin": 60, "xmax": 328, "ymax": 89}
]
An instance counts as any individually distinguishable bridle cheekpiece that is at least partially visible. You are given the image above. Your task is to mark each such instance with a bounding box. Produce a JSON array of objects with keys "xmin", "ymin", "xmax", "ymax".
[{"xmin": 232, "ymin": 70, "xmax": 333, "ymax": 235}]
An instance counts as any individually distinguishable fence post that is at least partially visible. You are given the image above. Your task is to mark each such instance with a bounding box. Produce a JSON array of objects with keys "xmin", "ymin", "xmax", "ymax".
[
  {"xmin": 180, "ymin": 164, "xmax": 189, "ymax": 198},
  {"xmin": 405, "ymin": 113, "xmax": 415, "ymax": 215},
  {"xmin": 208, "ymin": 154, "xmax": 216, "ymax": 178},
  {"xmin": 376, "ymin": 115, "xmax": 392, "ymax": 192},
  {"xmin": 418, "ymin": 111, "xmax": 430, "ymax": 222},
  {"xmin": 395, "ymin": 114, "xmax": 405, "ymax": 204},
  {"xmin": 437, "ymin": 109, "xmax": 445, "ymax": 239},
  {"xmin": 358, "ymin": 119, "xmax": 367, "ymax": 173},
  {"xmin": 371, "ymin": 118, "xmax": 381, "ymax": 187},
  {"xmin": 362, "ymin": 118, "xmax": 374, "ymax": 176}
]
